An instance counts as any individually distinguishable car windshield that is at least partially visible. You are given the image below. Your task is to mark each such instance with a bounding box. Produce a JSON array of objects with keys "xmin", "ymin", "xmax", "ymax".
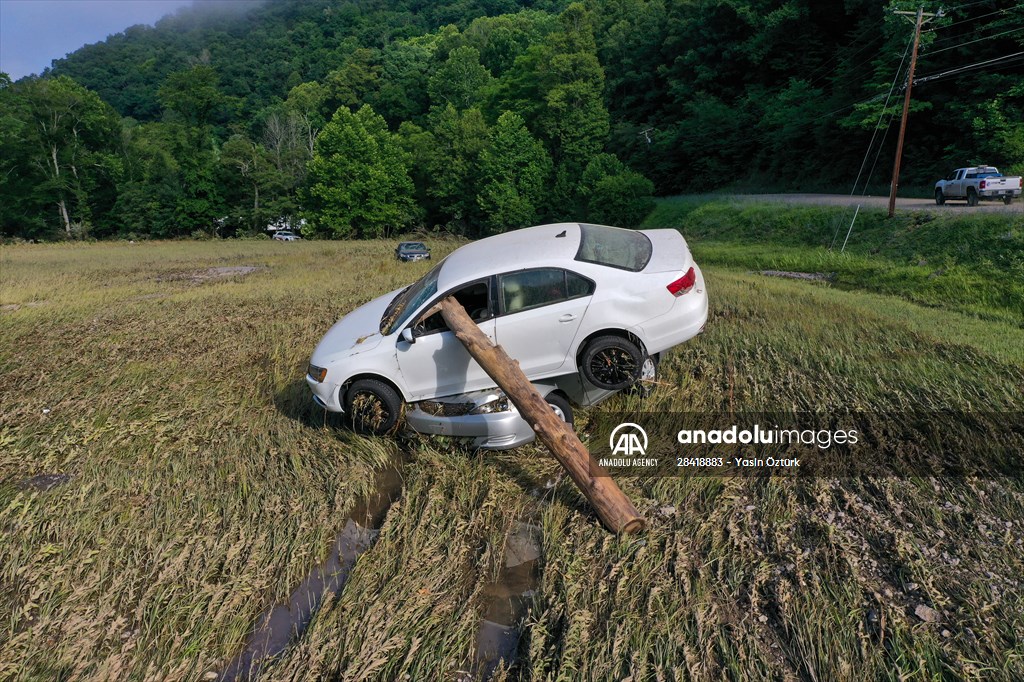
[
  {"xmin": 400, "ymin": 242, "xmax": 427, "ymax": 252},
  {"xmin": 575, "ymin": 224, "xmax": 653, "ymax": 272},
  {"xmin": 380, "ymin": 259, "xmax": 444, "ymax": 335}
]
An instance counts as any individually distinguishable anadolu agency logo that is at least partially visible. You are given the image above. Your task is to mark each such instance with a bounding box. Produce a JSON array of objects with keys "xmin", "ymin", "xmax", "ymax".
[{"xmin": 609, "ymin": 422, "xmax": 648, "ymax": 456}]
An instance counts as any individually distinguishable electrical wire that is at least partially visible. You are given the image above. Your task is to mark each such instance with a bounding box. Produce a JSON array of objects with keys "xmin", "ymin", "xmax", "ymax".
[
  {"xmin": 923, "ymin": 6, "xmax": 1019, "ymax": 32},
  {"xmin": 849, "ymin": 32, "xmax": 914, "ymax": 198},
  {"xmin": 941, "ymin": 0, "xmax": 1010, "ymax": 16},
  {"xmin": 924, "ymin": 24, "xmax": 1024, "ymax": 54},
  {"xmin": 914, "ymin": 50, "xmax": 1024, "ymax": 83}
]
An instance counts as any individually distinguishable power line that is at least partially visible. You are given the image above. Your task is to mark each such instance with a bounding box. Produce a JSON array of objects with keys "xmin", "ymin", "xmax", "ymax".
[
  {"xmin": 914, "ymin": 50, "xmax": 1024, "ymax": 83},
  {"xmin": 924, "ymin": 6, "xmax": 1019, "ymax": 32},
  {"xmin": 941, "ymin": 0, "xmax": 1008, "ymax": 16},
  {"xmin": 850, "ymin": 32, "xmax": 915, "ymax": 198},
  {"xmin": 923, "ymin": 24, "xmax": 1024, "ymax": 54}
]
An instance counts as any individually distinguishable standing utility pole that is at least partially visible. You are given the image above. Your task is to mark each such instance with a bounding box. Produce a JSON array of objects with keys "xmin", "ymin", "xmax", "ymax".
[{"xmin": 888, "ymin": 6, "xmax": 937, "ymax": 218}]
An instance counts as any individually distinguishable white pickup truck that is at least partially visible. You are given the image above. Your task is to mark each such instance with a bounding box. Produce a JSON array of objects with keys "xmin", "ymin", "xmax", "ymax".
[{"xmin": 934, "ymin": 166, "xmax": 1021, "ymax": 206}]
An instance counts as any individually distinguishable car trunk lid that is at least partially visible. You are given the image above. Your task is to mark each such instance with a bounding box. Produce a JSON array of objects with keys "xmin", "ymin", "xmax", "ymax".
[{"xmin": 639, "ymin": 229, "xmax": 693, "ymax": 273}]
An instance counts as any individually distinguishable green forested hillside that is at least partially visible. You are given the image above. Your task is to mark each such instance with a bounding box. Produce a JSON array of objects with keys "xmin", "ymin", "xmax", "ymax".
[{"xmin": 1, "ymin": 0, "xmax": 1021, "ymax": 240}]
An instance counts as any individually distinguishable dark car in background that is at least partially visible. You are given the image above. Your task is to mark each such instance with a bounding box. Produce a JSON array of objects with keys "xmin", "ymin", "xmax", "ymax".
[{"xmin": 395, "ymin": 241, "xmax": 431, "ymax": 262}]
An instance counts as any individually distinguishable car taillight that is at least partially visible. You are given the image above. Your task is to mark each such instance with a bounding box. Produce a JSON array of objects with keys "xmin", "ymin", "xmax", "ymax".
[
  {"xmin": 980, "ymin": 180, "xmax": 986, "ymax": 190},
  {"xmin": 667, "ymin": 267, "xmax": 696, "ymax": 296}
]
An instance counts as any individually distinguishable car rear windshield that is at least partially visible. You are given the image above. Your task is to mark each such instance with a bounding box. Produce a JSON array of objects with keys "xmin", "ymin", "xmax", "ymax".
[
  {"xmin": 574, "ymin": 224, "xmax": 652, "ymax": 272},
  {"xmin": 380, "ymin": 259, "xmax": 443, "ymax": 335}
]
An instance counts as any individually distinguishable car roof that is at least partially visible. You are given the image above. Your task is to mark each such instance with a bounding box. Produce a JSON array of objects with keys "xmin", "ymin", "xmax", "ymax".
[{"xmin": 437, "ymin": 223, "xmax": 583, "ymax": 289}]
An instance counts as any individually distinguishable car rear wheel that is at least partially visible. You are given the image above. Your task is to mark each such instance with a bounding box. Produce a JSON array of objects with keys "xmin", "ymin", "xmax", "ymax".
[
  {"xmin": 346, "ymin": 379, "xmax": 402, "ymax": 435},
  {"xmin": 1004, "ymin": 196, "xmax": 1013, "ymax": 205},
  {"xmin": 545, "ymin": 392, "xmax": 574, "ymax": 427},
  {"xmin": 580, "ymin": 336, "xmax": 644, "ymax": 390},
  {"xmin": 627, "ymin": 354, "xmax": 659, "ymax": 397},
  {"xmin": 967, "ymin": 189, "xmax": 979, "ymax": 207},
  {"xmin": 934, "ymin": 189, "xmax": 945, "ymax": 206}
]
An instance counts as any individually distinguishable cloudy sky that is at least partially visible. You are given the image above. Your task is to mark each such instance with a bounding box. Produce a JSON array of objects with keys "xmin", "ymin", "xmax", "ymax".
[{"xmin": 0, "ymin": 0, "xmax": 194, "ymax": 80}]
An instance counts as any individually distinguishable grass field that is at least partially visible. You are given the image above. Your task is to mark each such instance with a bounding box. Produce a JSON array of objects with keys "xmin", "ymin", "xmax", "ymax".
[
  {"xmin": 2, "ymin": 229, "xmax": 1023, "ymax": 680},
  {"xmin": 644, "ymin": 198, "xmax": 1024, "ymax": 326}
]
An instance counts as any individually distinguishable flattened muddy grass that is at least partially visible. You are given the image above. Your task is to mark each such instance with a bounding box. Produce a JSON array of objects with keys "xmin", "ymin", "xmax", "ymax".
[{"xmin": 2, "ymin": 240, "xmax": 1023, "ymax": 680}]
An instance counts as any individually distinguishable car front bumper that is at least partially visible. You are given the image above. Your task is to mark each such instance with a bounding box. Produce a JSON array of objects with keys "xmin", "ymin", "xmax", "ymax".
[
  {"xmin": 307, "ymin": 374, "xmax": 344, "ymax": 412},
  {"xmin": 405, "ymin": 402, "xmax": 536, "ymax": 450}
]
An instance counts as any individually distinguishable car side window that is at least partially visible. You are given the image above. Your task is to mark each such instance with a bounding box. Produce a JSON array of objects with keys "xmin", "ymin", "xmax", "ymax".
[
  {"xmin": 566, "ymin": 271, "xmax": 595, "ymax": 298},
  {"xmin": 501, "ymin": 269, "xmax": 566, "ymax": 314},
  {"xmin": 414, "ymin": 280, "xmax": 491, "ymax": 336},
  {"xmin": 499, "ymin": 269, "xmax": 594, "ymax": 315}
]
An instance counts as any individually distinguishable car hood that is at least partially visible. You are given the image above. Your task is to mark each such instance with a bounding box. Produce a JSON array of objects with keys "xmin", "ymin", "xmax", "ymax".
[{"xmin": 311, "ymin": 289, "xmax": 402, "ymax": 365}]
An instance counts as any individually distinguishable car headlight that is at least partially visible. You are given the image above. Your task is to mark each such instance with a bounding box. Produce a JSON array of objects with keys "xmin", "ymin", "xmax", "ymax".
[
  {"xmin": 470, "ymin": 396, "xmax": 510, "ymax": 414},
  {"xmin": 307, "ymin": 363, "xmax": 327, "ymax": 383}
]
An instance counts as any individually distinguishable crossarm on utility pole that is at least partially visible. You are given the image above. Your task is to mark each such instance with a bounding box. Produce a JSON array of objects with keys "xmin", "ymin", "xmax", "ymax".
[{"xmin": 438, "ymin": 296, "xmax": 645, "ymax": 534}]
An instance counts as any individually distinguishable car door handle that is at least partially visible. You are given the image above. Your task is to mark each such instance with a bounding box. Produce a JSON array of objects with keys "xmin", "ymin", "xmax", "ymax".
[{"xmin": 558, "ymin": 314, "xmax": 577, "ymax": 323}]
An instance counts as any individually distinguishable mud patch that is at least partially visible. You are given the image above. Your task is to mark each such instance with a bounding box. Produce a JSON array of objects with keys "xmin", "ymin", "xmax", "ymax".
[
  {"xmin": 157, "ymin": 266, "xmax": 263, "ymax": 284},
  {"xmin": 212, "ymin": 465, "xmax": 404, "ymax": 681},
  {"xmin": 1, "ymin": 301, "xmax": 47, "ymax": 313},
  {"xmin": 758, "ymin": 270, "xmax": 836, "ymax": 282},
  {"xmin": 18, "ymin": 473, "xmax": 71, "ymax": 491}
]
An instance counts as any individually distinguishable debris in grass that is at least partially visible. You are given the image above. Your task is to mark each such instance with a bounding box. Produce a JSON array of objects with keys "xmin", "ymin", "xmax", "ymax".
[
  {"xmin": 758, "ymin": 270, "xmax": 836, "ymax": 282},
  {"xmin": 157, "ymin": 266, "xmax": 263, "ymax": 284},
  {"xmin": 18, "ymin": 473, "xmax": 70, "ymax": 491},
  {"xmin": 915, "ymin": 604, "xmax": 942, "ymax": 623}
]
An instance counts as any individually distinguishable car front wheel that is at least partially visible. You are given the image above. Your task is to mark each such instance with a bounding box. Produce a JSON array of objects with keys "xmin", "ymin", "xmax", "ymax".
[
  {"xmin": 545, "ymin": 392, "xmax": 574, "ymax": 427},
  {"xmin": 935, "ymin": 189, "xmax": 945, "ymax": 206},
  {"xmin": 345, "ymin": 379, "xmax": 402, "ymax": 435},
  {"xmin": 580, "ymin": 336, "xmax": 644, "ymax": 390}
]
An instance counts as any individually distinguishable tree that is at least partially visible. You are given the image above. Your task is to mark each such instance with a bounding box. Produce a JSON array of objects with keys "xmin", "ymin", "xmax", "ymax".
[
  {"xmin": 428, "ymin": 46, "xmax": 494, "ymax": 111},
  {"xmin": 579, "ymin": 154, "xmax": 654, "ymax": 227},
  {"xmin": 303, "ymin": 105, "xmax": 417, "ymax": 239},
  {"xmin": 157, "ymin": 65, "xmax": 228, "ymax": 129},
  {"xmin": 114, "ymin": 121, "xmax": 185, "ymax": 238},
  {"xmin": 425, "ymin": 105, "xmax": 490, "ymax": 231},
  {"xmin": 9, "ymin": 76, "xmax": 121, "ymax": 238},
  {"xmin": 324, "ymin": 45, "xmax": 381, "ymax": 112},
  {"xmin": 284, "ymin": 81, "xmax": 327, "ymax": 157},
  {"xmin": 220, "ymin": 134, "xmax": 275, "ymax": 233},
  {"xmin": 476, "ymin": 111, "xmax": 551, "ymax": 234},
  {"xmin": 535, "ymin": 3, "xmax": 610, "ymax": 216}
]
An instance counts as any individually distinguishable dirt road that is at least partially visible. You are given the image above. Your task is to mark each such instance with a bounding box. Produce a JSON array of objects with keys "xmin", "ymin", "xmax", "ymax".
[{"xmin": 722, "ymin": 193, "xmax": 1023, "ymax": 215}]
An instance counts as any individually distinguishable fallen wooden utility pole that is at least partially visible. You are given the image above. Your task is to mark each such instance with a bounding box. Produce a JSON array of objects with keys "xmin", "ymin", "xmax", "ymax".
[{"xmin": 439, "ymin": 296, "xmax": 646, "ymax": 534}]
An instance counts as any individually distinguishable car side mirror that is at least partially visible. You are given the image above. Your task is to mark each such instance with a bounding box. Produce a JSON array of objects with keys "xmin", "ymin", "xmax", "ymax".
[{"xmin": 401, "ymin": 327, "xmax": 416, "ymax": 344}]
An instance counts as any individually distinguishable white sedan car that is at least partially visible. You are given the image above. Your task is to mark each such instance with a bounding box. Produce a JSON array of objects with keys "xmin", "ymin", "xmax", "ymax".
[{"xmin": 307, "ymin": 223, "xmax": 708, "ymax": 444}]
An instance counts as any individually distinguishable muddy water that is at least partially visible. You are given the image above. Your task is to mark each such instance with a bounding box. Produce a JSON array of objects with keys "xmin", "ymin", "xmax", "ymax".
[
  {"xmin": 214, "ymin": 466, "xmax": 403, "ymax": 681},
  {"xmin": 470, "ymin": 522, "xmax": 542, "ymax": 680}
]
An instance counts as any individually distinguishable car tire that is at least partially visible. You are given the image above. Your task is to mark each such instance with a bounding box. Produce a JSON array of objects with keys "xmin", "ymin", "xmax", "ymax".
[
  {"xmin": 545, "ymin": 392, "xmax": 574, "ymax": 427},
  {"xmin": 934, "ymin": 189, "xmax": 945, "ymax": 206},
  {"xmin": 345, "ymin": 379, "xmax": 402, "ymax": 435},
  {"xmin": 580, "ymin": 336, "xmax": 644, "ymax": 390},
  {"xmin": 627, "ymin": 354, "xmax": 659, "ymax": 397},
  {"xmin": 1004, "ymin": 196, "xmax": 1012, "ymax": 205},
  {"xmin": 967, "ymin": 189, "xmax": 979, "ymax": 207}
]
